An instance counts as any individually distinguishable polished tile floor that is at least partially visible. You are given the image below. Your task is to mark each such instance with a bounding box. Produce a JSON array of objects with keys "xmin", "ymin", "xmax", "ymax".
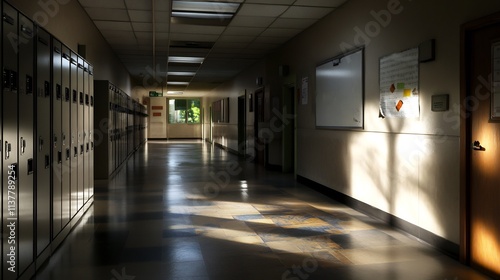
[{"xmin": 35, "ymin": 140, "xmax": 490, "ymax": 280}]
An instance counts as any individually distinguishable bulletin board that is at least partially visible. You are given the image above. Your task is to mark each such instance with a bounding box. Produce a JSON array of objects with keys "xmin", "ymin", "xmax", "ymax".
[
  {"xmin": 315, "ymin": 48, "xmax": 364, "ymax": 128},
  {"xmin": 379, "ymin": 47, "xmax": 420, "ymax": 118}
]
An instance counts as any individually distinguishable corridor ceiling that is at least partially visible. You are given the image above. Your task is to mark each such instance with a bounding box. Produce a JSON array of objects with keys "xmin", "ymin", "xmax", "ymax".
[{"xmin": 78, "ymin": 0, "xmax": 348, "ymax": 94}]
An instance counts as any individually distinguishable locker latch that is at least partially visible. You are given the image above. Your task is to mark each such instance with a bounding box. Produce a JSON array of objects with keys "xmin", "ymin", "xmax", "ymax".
[
  {"xmin": 54, "ymin": 135, "xmax": 58, "ymax": 147},
  {"xmin": 20, "ymin": 137, "xmax": 26, "ymax": 155},
  {"xmin": 39, "ymin": 137, "xmax": 44, "ymax": 151},
  {"xmin": 5, "ymin": 141, "xmax": 11, "ymax": 159}
]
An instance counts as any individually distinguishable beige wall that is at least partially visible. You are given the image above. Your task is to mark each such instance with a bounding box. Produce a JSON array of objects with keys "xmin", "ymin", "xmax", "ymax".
[
  {"xmin": 11, "ymin": 0, "xmax": 133, "ymax": 93},
  {"xmin": 208, "ymin": 0, "xmax": 500, "ymax": 244}
]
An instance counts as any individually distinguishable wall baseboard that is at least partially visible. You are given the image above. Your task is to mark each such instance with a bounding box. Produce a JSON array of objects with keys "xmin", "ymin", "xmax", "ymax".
[{"xmin": 297, "ymin": 175, "xmax": 459, "ymax": 260}]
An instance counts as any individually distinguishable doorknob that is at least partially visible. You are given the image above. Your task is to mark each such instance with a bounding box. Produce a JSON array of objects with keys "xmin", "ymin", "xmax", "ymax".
[{"xmin": 473, "ymin": 140, "xmax": 486, "ymax": 151}]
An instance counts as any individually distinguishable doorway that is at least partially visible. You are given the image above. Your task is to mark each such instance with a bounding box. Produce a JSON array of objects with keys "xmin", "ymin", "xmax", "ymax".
[
  {"xmin": 282, "ymin": 85, "xmax": 295, "ymax": 174},
  {"xmin": 461, "ymin": 12, "xmax": 500, "ymax": 278},
  {"xmin": 238, "ymin": 94, "xmax": 246, "ymax": 156},
  {"xmin": 253, "ymin": 88, "xmax": 265, "ymax": 166}
]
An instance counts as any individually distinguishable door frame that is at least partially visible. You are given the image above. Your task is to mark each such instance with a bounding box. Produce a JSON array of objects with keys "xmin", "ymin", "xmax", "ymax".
[{"xmin": 459, "ymin": 11, "xmax": 500, "ymax": 265}]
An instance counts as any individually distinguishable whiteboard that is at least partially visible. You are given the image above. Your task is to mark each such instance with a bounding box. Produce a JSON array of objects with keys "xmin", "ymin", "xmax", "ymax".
[{"xmin": 315, "ymin": 48, "xmax": 364, "ymax": 128}]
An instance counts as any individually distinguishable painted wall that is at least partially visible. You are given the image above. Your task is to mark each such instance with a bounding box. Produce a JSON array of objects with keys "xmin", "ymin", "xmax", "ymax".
[
  {"xmin": 208, "ymin": 0, "xmax": 500, "ymax": 245},
  {"xmin": 11, "ymin": 0, "xmax": 132, "ymax": 93}
]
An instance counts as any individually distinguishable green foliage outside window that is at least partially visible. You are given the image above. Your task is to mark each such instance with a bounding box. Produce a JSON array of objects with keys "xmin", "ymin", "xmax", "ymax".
[{"xmin": 169, "ymin": 99, "xmax": 201, "ymax": 124}]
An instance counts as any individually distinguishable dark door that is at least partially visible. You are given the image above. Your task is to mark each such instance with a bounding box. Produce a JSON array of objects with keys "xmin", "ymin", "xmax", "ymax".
[
  {"xmin": 463, "ymin": 16, "xmax": 500, "ymax": 278},
  {"xmin": 253, "ymin": 88, "xmax": 265, "ymax": 165},
  {"xmin": 238, "ymin": 95, "xmax": 246, "ymax": 156}
]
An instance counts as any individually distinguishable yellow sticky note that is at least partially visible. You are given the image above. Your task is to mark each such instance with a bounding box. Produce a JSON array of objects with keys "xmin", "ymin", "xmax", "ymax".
[{"xmin": 403, "ymin": 89, "xmax": 412, "ymax": 97}]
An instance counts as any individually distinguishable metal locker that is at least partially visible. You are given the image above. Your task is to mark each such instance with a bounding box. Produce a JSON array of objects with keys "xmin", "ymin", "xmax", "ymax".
[
  {"xmin": 61, "ymin": 46, "xmax": 71, "ymax": 226},
  {"xmin": 2, "ymin": 3, "xmax": 18, "ymax": 279},
  {"xmin": 36, "ymin": 27, "xmax": 51, "ymax": 260},
  {"xmin": 69, "ymin": 51, "xmax": 78, "ymax": 218},
  {"xmin": 52, "ymin": 38, "xmax": 63, "ymax": 237},
  {"xmin": 93, "ymin": 81, "xmax": 110, "ymax": 179},
  {"xmin": 88, "ymin": 65, "xmax": 94, "ymax": 197},
  {"xmin": 18, "ymin": 13, "xmax": 35, "ymax": 276},
  {"xmin": 109, "ymin": 84, "xmax": 115, "ymax": 176},
  {"xmin": 77, "ymin": 56, "xmax": 84, "ymax": 211},
  {"xmin": 83, "ymin": 61, "xmax": 89, "ymax": 204}
]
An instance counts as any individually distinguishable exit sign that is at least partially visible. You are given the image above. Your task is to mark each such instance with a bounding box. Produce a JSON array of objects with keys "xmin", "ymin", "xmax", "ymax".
[{"xmin": 149, "ymin": 91, "xmax": 163, "ymax": 97}]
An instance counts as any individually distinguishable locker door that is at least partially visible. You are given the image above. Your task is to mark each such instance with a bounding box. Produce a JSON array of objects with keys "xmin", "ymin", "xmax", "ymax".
[
  {"xmin": 69, "ymin": 52, "xmax": 78, "ymax": 218},
  {"xmin": 109, "ymin": 84, "xmax": 114, "ymax": 176},
  {"xmin": 18, "ymin": 13, "xmax": 35, "ymax": 276},
  {"xmin": 83, "ymin": 61, "xmax": 89, "ymax": 204},
  {"xmin": 88, "ymin": 66, "xmax": 94, "ymax": 197},
  {"xmin": 2, "ymin": 4, "xmax": 18, "ymax": 279},
  {"xmin": 52, "ymin": 39, "xmax": 63, "ymax": 237},
  {"xmin": 36, "ymin": 27, "xmax": 51, "ymax": 259},
  {"xmin": 61, "ymin": 47, "xmax": 71, "ymax": 226},
  {"xmin": 77, "ymin": 57, "xmax": 84, "ymax": 211}
]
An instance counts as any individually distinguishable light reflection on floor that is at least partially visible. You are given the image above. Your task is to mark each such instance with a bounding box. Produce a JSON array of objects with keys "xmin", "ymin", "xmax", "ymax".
[{"xmin": 34, "ymin": 141, "xmax": 491, "ymax": 280}]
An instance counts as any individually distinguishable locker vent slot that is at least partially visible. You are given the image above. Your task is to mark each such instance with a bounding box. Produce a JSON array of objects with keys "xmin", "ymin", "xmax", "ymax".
[
  {"xmin": 3, "ymin": 13, "xmax": 14, "ymax": 25},
  {"xmin": 58, "ymin": 151, "xmax": 62, "ymax": 163},
  {"xmin": 86, "ymin": 143, "xmax": 89, "ymax": 152},
  {"xmin": 66, "ymin": 148, "xmax": 70, "ymax": 160},
  {"xmin": 73, "ymin": 146, "xmax": 77, "ymax": 157},
  {"xmin": 21, "ymin": 26, "xmax": 33, "ymax": 37},
  {"xmin": 85, "ymin": 94, "xmax": 89, "ymax": 106},
  {"xmin": 80, "ymin": 144, "xmax": 84, "ymax": 155},
  {"xmin": 79, "ymin": 92, "xmax": 84, "ymax": 104},
  {"xmin": 72, "ymin": 90, "xmax": 77, "ymax": 103}
]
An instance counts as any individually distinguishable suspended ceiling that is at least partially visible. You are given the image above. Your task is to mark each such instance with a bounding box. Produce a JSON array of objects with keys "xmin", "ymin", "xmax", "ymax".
[{"xmin": 78, "ymin": 0, "xmax": 348, "ymax": 94}]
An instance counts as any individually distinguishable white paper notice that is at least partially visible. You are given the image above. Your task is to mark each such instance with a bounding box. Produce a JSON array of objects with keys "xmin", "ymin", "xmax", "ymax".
[{"xmin": 379, "ymin": 48, "xmax": 419, "ymax": 118}]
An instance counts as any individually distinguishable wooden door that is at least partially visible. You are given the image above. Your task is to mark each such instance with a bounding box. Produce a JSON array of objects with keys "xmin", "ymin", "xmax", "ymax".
[{"xmin": 463, "ymin": 15, "xmax": 500, "ymax": 278}]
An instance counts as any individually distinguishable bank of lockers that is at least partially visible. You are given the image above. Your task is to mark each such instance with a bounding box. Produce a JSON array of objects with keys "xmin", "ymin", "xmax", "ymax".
[
  {"xmin": 94, "ymin": 80, "xmax": 147, "ymax": 180},
  {"xmin": 0, "ymin": 2, "xmax": 95, "ymax": 279}
]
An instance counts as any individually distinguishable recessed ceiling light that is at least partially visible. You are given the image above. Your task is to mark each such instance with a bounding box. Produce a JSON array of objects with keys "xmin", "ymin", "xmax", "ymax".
[
  {"xmin": 167, "ymin": 81, "xmax": 190, "ymax": 85},
  {"xmin": 168, "ymin": 56, "xmax": 204, "ymax": 64},
  {"xmin": 168, "ymin": 71, "xmax": 196, "ymax": 76},
  {"xmin": 172, "ymin": 1, "xmax": 239, "ymax": 14},
  {"xmin": 167, "ymin": 91, "xmax": 184, "ymax": 95}
]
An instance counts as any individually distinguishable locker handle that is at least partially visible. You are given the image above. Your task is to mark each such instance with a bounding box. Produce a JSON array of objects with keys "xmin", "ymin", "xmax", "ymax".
[
  {"xmin": 66, "ymin": 148, "xmax": 70, "ymax": 160},
  {"xmin": 62, "ymin": 53, "xmax": 70, "ymax": 60},
  {"xmin": 38, "ymin": 37, "xmax": 48, "ymax": 46},
  {"xmin": 80, "ymin": 145, "xmax": 84, "ymax": 155},
  {"xmin": 3, "ymin": 13, "xmax": 14, "ymax": 25},
  {"xmin": 3, "ymin": 69, "xmax": 10, "ymax": 90},
  {"xmin": 20, "ymin": 137, "xmax": 26, "ymax": 155},
  {"xmin": 26, "ymin": 75, "xmax": 33, "ymax": 94},
  {"xmin": 44, "ymin": 155, "xmax": 50, "ymax": 169},
  {"xmin": 58, "ymin": 151, "xmax": 62, "ymax": 164},
  {"xmin": 54, "ymin": 47, "xmax": 61, "ymax": 54},
  {"xmin": 65, "ymin": 87, "xmax": 70, "ymax": 102},
  {"xmin": 73, "ymin": 146, "xmax": 78, "ymax": 158},
  {"xmin": 39, "ymin": 137, "xmax": 44, "ymax": 151},
  {"xmin": 44, "ymin": 81, "xmax": 50, "ymax": 97},
  {"xmin": 56, "ymin": 84, "xmax": 62, "ymax": 100},
  {"xmin": 27, "ymin": 158, "xmax": 34, "ymax": 175},
  {"xmin": 5, "ymin": 141, "xmax": 11, "ymax": 159},
  {"xmin": 21, "ymin": 25, "xmax": 33, "ymax": 37},
  {"xmin": 10, "ymin": 71, "xmax": 18, "ymax": 92}
]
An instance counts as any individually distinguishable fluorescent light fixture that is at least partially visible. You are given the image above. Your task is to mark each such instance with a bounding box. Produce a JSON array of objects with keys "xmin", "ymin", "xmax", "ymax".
[
  {"xmin": 167, "ymin": 81, "xmax": 189, "ymax": 85},
  {"xmin": 168, "ymin": 56, "xmax": 204, "ymax": 64},
  {"xmin": 167, "ymin": 91, "xmax": 184, "ymax": 95},
  {"xmin": 172, "ymin": 11, "xmax": 233, "ymax": 20},
  {"xmin": 172, "ymin": 1, "xmax": 239, "ymax": 14},
  {"xmin": 168, "ymin": 71, "xmax": 196, "ymax": 76}
]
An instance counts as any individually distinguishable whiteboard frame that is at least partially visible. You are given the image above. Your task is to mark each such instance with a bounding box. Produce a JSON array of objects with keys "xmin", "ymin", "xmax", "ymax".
[{"xmin": 315, "ymin": 47, "xmax": 364, "ymax": 129}]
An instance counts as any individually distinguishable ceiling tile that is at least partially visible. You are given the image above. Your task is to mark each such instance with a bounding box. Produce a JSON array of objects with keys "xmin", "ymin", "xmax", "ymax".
[
  {"xmin": 260, "ymin": 28, "xmax": 301, "ymax": 38},
  {"xmin": 237, "ymin": 4, "xmax": 288, "ymax": 17},
  {"xmin": 79, "ymin": 0, "xmax": 125, "ymax": 8},
  {"xmin": 281, "ymin": 6, "xmax": 334, "ymax": 19},
  {"xmin": 85, "ymin": 8, "xmax": 129, "ymax": 21},
  {"xmin": 213, "ymin": 41, "xmax": 249, "ymax": 49},
  {"xmin": 100, "ymin": 30, "xmax": 135, "ymax": 39},
  {"xmin": 170, "ymin": 24, "xmax": 225, "ymax": 35},
  {"xmin": 154, "ymin": 0, "xmax": 171, "ymax": 12},
  {"xmin": 229, "ymin": 16, "xmax": 275, "ymax": 27},
  {"xmin": 294, "ymin": 0, "xmax": 348, "ymax": 7},
  {"xmin": 169, "ymin": 33, "xmax": 219, "ymax": 42},
  {"xmin": 270, "ymin": 18, "xmax": 317, "ymax": 29},
  {"xmin": 244, "ymin": 0, "xmax": 294, "ymax": 4},
  {"xmin": 217, "ymin": 35, "xmax": 255, "ymax": 43},
  {"xmin": 125, "ymin": 0, "xmax": 152, "ymax": 10},
  {"xmin": 94, "ymin": 21, "xmax": 133, "ymax": 31},
  {"xmin": 223, "ymin": 26, "xmax": 265, "ymax": 36},
  {"xmin": 129, "ymin": 10, "xmax": 152, "ymax": 22},
  {"xmin": 253, "ymin": 36, "xmax": 290, "ymax": 44},
  {"xmin": 135, "ymin": 32, "xmax": 153, "ymax": 41},
  {"xmin": 132, "ymin": 22, "xmax": 153, "ymax": 32}
]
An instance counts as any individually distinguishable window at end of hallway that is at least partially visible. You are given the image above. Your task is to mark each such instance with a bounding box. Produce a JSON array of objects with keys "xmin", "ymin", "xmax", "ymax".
[{"xmin": 169, "ymin": 99, "xmax": 201, "ymax": 124}]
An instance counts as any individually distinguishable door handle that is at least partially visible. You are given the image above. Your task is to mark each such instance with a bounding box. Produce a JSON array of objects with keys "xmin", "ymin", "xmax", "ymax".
[{"xmin": 473, "ymin": 140, "xmax": 486, "ymax": 151}]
